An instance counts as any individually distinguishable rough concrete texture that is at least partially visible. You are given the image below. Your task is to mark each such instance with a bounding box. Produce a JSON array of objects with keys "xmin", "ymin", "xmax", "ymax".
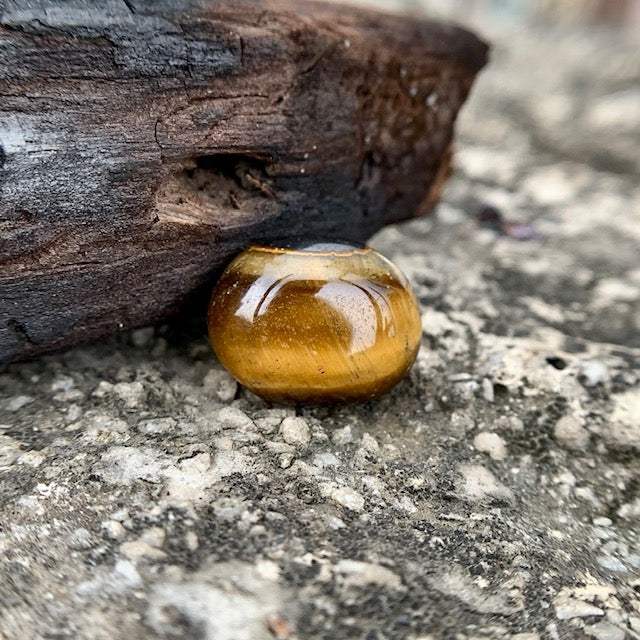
[{"xmin": 1, "ymin": 11, "xmax": 640, "ymax": 640}]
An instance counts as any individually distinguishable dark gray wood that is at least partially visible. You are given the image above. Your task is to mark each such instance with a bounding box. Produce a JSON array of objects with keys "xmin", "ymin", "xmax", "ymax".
[{"xmin": 0, "ymin": 0, "xmax": 487, "ymax": 364}]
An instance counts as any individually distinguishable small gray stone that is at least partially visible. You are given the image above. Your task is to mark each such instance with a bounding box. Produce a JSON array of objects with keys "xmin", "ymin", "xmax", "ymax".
[
  {"xmin": 580, "ymin": 360, "xmax": 609, "ymax": 387},
  {"xmin": 320, "ymin": 483, "xmax": 365, "ymax": 512},
  {"xmin": 334, "ymin": 560, "xmax": 404, "ymax": 591},
  {"xmin": 618, "ymin": 498, "xmax": 640, "ymax": 520},
  {"xmin": 312, "ymin": 452, "xmax": 339, "ymax": 469},
  {"xmin": 554, "ymin": 415, "xmax": 589, "ymax": 451},
  {"xmin": 279, "ymin": 417, "xmax": 311, "ymax": 448},
  {"xmin": 50, "ymin": 375, "xmax": 75, "ymax": 393},
  {"xmin": 597, "ymin": 556, "xmax": 627, "ymax": 572},
  {"xmin": 360, "ymin": 433, "xmax": 379, "ymax": 453},
  {"xmin": 605, "ymin": 609, "xmax": 624, "ymax": 625},
  {"xmin": 473, "ymin": 432, "xmax": 507, "ymax": 460},
  {"xmin": 584, "ymin": 621, "xmax": 626, "ymax": 640},
  {"xmin": 102, "ymin": 520, "xmax": 126, "ymax": 540},
  {"xmin": 457, "ymin": 464, "xmax": 514, "ymax": 505},
  {"xmin": 203, "ymin": 368, "xmax": 238, "ymax": 403},
  {"xmin": 113, "ymin": 381, "xmax": 147, "ymax": 410},
  {"xmin": 6, "ymin": 395, "xmax": 34, "ymax": 412},
  {"xmin": 138, "ymin": 417, "xmax": 177, "ymax": 435},
  {"xmin": 253, "ymin": 411, "xmax": 287, "ymax": 435},
  {"xmin": 278, "ymin": 453, "xmax": 294, "ymax": 469},
  {"xmin": 97, "ymin": 446, "xmax": 164, "ymax": 485},
  {"xmin": 482, "ymin": 377, "xmax": 495, "ymax": 402},
  {"xmin": 69, "ymin": 527, "xmax": 94, "ymax": 550},
  {"xmin": 217, "ymin": 406, "xmax": 254, "ymax": 431},
  {"xmin": 146, "ymin": 561, "xmax": 286, "ymax": 640},
  {"xmin": 185, "ymin": 531, "xmax": 199, "ymax": 551},
  {"xmin": 554, "ymin": 596, "xmax": 604, "ymax": 620},
  {"xmin": 593, "ymin": 517, "xmax": 612, "ymax": 527},
  {"xmin": 332, "ymin": 425, "xmax": 354, "ymax": 446}
]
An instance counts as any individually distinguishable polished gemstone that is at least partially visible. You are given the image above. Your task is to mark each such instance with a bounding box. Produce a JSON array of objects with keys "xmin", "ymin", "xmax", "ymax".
[{"xmin": 207, "ymin": 241, "xmax": 421, "ymax": 404}]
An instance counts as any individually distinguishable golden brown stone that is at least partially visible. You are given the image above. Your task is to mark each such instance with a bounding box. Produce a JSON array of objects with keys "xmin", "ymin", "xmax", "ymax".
[{"xmin": 207, "ymin": 241, "xmax": 422, "ymax": 404}]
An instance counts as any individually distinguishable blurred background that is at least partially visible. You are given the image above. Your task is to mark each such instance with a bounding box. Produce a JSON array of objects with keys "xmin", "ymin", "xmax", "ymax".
[
  {"xmin": 327, "ymin": 0, "xmax": 640, "ymax": 189},
  {"xmin": 336, "ymin": 0, "xmax": 640, "ymax": 40}
]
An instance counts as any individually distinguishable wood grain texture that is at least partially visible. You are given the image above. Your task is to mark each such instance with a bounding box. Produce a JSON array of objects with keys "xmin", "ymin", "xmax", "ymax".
[{"xmin": 0, "ymin": 0, "xmax": 487, "ymax": 365}]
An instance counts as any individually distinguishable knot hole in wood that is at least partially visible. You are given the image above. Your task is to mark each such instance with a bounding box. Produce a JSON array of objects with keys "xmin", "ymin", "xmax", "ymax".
[{"xmin": 153, "ymin": 153, "xmax": 280, "ymax": 234}]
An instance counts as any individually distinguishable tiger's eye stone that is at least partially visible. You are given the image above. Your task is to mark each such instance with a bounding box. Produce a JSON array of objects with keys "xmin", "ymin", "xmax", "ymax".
[{"xmin": 207, "ymin": 241, "xmax": 422, "ymax": 404}]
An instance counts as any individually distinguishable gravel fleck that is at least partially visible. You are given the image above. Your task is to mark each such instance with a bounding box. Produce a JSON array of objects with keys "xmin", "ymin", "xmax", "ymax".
[
  {"xmin": 554, "ymin": 414, "xmax": 590, "ymax": 451},
  {"xmin": 481, "ymin": 377, "xmax": 495, "ymax": 402},
  {"xmin": 320, "ymin": 483, "xmax": 365, "ymax": 512},
  {"xmin": 554, "ymin": 596, "xmax": 604, "ymax": 620},
  {"xmin": 113, "ymin": 381, "xmax": 146, "ymax": 410},
  {"xmin": 5, "ymin": 395, "xmax": 34, "ymax": 412},
  {"xmin": 457, "ymin": 464, "xmax": 514, "ymax": 504},
  {"xmin": 203, "ymin": 368, "xmax": 238, "ymax": 403},
  {"xmin": 279, "ymin": 416, "xmax": 311, "ymax": 447},
  {"xmin": 334, "ymin": 560, "xmax": 404, "ymax": 591},
  {"xmin": 473, "ymin": 431, "xmax": 507, "ymax": 460},
  {"xmin": 584, "ymin": 621, "xmax": 627, "ymax": 640}
]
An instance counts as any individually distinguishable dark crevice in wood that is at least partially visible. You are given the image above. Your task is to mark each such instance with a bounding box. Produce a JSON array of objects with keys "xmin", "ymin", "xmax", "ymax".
[{"xmin": 8, "ymin": 319, "xmax": 36, "ymax": 350}]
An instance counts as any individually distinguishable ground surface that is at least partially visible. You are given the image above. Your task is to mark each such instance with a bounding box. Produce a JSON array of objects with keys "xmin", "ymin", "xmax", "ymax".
[{"xmin": 1, "ymin": 9, "xmax": 639, "ymax": 640}]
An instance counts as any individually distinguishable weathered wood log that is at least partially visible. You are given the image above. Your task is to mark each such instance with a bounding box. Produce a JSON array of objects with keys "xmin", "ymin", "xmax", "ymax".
[{"xmin": 0, "ymin": 0, "xmax": 487, "ymax": 365}]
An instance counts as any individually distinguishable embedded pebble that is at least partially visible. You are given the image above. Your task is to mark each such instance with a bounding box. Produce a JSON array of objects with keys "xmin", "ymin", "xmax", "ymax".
[
  {"xmin": 203, "ymin": 368, "xmax": 238, "ymax": 403},
  {"xmin": 334, "ymin": 560, "xmax": 404, "ymax": 591},
  {"xmin": 120, "ymin": 527, "xmax": 166, "ymax": 559},
  {"xmin": 6, "ymin": 395, "xmax": 34, "ymax": 412},
  {"xmin": 481, "ymin": 377, "xmax": 495, "ymax": 402},
  {"xmin": 312, "ymin": 452, "xmax": 339, "ymax": 469},
  {"xmin": 618, "ymin": 499, "xmax": 640, "ymax": 520},
  {"xmin": 102, "ymin": 520, "xmax": 126, "ymax": 540},
  {"xmin": 457, "ymin": 464, "xmax": 514, "ymax": 504},
  {"xmin": 185, "ymin": 531, "xmax": 199, "ymax": 551},
  {"xmin": 607, "ymin": 389, "xmax": 640, "ymax": 450},
  {"xmin": 554, "ymin": 415, "xmax": 589, "ymax": 451},
  {"xmin": 597, "ymin": 556, "xmax": 627, "ymax": 572},
  {"xmin": 146, "ymin": 561, "xmax": 285, "ymax": 640},
  {"xmin": 69, "ymin": 527, "xmax": 94, "ymax": 550},
  {"xmin": 580, "ymin": 360, "xmax": 609, "ymax": 387},
  {"xmin": 113, "ymin": 381, "xmax": 146, "ymax": 410},
  {"xmin": 217, "ymin": 406, "xmax": 254, "ymax": 431},
  {"xmin": 51, "ymin": 375, "xmax": 75, "ymax": 393},
  {"xmin": 332, "ymin": 425, "xmax": 354, "ymax": 445},
  {"xmin": 584, "ymin": 621, "xmax": 626, "ymax": 640},
  {"xmin": 360, "ymin": 433, "xmax": 379, "ymax": 453},
  {"xmin": 278, "ymin": 452, "xmax": 294, "ymax": 469},
  {"xmin": 279, "ymin": 416, "xmax": 311, "ymax": 447},
  {"xmin": 473, "ymin": 431, "xmax": 507, "ymax": 460},
  {"xmin": 320, "ymin": 484, "xmax": 365, "ymax": 512},
  {"xmin": 593, "ymin": 517, "xmax": 612, "ymax": 527},
  {"xmin": 138, "ymin": 417, "xmax": 177, "ymax": 435},
  {"xmin": 554, "ymin": 596, "xmax": 604, "ymax": 620}
]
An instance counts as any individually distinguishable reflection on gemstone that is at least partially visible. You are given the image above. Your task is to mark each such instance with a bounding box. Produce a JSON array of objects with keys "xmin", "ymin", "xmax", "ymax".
[
  {"xmin": 207, "ymin": 241, "xmax": 422, "ymax": 404},
  {"xmin": 315, "ymin": 281, "xmax": 378, "ymax": 354}
]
